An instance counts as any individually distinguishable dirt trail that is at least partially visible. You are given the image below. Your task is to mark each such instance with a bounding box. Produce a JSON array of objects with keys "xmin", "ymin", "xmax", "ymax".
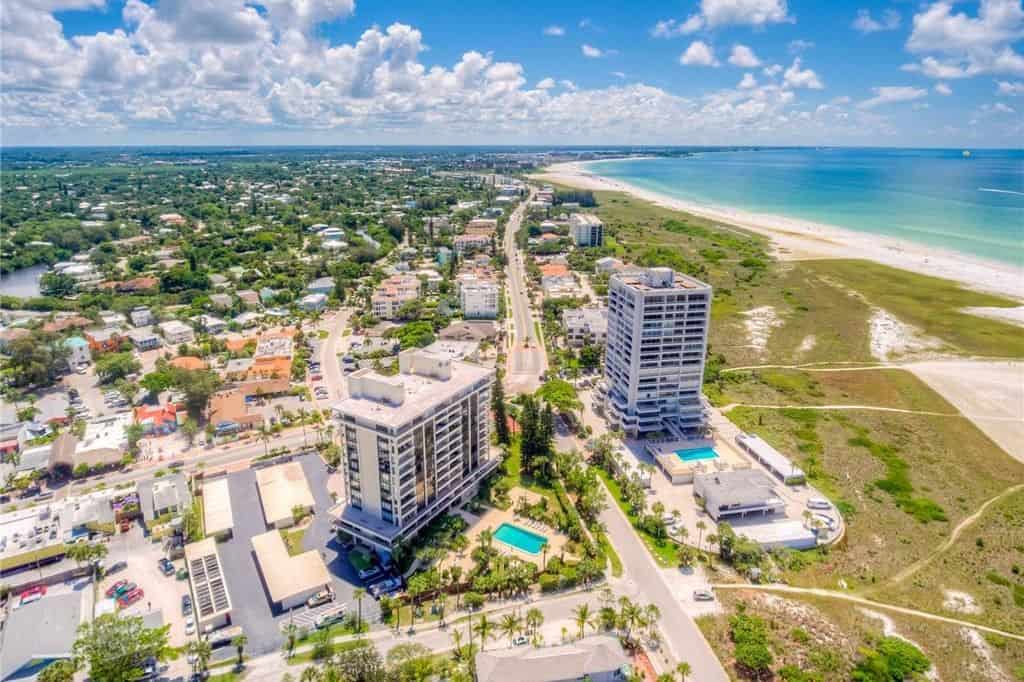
[{"xmin": 720, "ymin": 403, "xmax": 963, "ymax": 418}]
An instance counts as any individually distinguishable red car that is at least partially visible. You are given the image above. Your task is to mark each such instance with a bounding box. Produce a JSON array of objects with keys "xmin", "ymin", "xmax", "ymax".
[
  {"xmin": 18, "ymin": 585, "xmax": 46, "ymax": 605},
  {"xmin": 105, "ymin": 579, "xmax": 128, "ymax": 598},
  {"xmin": 117, "ymin": 587, "xmax": 144, "ymax": 608}
]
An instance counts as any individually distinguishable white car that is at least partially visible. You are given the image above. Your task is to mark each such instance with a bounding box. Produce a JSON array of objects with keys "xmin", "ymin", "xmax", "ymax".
[
  {"xmin": 692, "ymin": 589, "xmax": 715, "ymax": 602},
  {"xmin": 185, "ymin": 615, "xmax": 195, "ymax": 635},
  {"xmin": 807, "ymin": 497, "xmax": 831, "ymax": 510}
]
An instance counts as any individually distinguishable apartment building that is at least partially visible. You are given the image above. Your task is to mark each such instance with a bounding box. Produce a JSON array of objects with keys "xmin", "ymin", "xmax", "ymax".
[
  {"xmin": 603, "ymin": 267, "xmax": 711, "ymax": 437},
  {"xmin": 460, "ymin": 281, "xmax": 500, "ymax": 319},
  {"xmin": 159, "ymin": 320, "xmax": 195, "ymax": 345},
  {"xmin": 563, "ymin": 306, "xmax": 608, "ymax": 346},
  {"xmin": 453, "ymin": 234, "xmax": 491, "ymax": 254},
  {"xmin": 371, "ymin": 275, "xmax": 420, "ymax": 320},
  {"xmin": 570, "ymin": 213, "xmax": 604, "ymax": 247},
  {"xmin": 332, "ymin": 349, "xmax": 496, "ymax": 550}
]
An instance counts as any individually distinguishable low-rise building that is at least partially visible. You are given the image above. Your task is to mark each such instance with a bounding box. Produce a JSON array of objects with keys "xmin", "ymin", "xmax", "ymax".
[
  {"xmin": 202, "ymin": 476, "xmax": 234, "ymax": 539},
  {"xmin": 134, "ymin": 403, "xmax": 183, "ymax": 436},
  {"xmin": 563, "ymin": 306, "xmax": 608, "ymax": 346},
  {"xmin": 307, "ymin": 276, "xmax": 334, "ymax": 296},
  {"xmin": 237, "ymin": 290, "xmax": 260, "ymax": 309},
  {"xmin": 453, "ymin": 233, "xmax": 491, "ymax": 254},
  {"xmin": 49, "ymin": 413, "xmax": 133, "ymax": 473},
  {"xmin": 130, "ymin": 306, "xmax": 155, "ymax": 327},
  {"xmin": 300, "ymin": 293, "xmax": 327, "ymax": 312},
  {"xmin": 693, "ymin": 469, "xmax": 786, "ymax": 522},
  {"xmin": 251, "ymin": 530, "xmax": 331, "ymax": 610},
  {"xmin": 255, "ymin": 462, "xmax": 315, "ymax": 529},
  {"xmin": 159, "ymin": 320, "xmax": 195, "ymax": 345},
  {"xmin": 138, "ymin": 473, "xmax": 190, "ymax": 524},
  {"xmin": 197, "ymin": 315, "xmax": 227, "ymax": 335},
  {"xmin": 371, "ymin": 275, "xmax": 420, "ymax": 320},
  {"xmin": 127, "ymin": 328, "xmax": 162, "ymax": 351},
  {"xmin": 184, "ymin": 538, "xmax": 233, "ymax": 630},
  {"xmin": 63, "ymin": 336, "xmax": 91, "ymax": 366},
  {"xmin": 0, "ymin": 592, "xmax": 83, "ymax": 681},
  {"xmin": 460, "ymin": 281, "xmax": 500, "ymax": 319},
  {"xmin": 569, "ymin": 213, "xmax": 604, "ymax": 247},
  {"xmin": 475, "ymin": 636, "xmax": 629, "ymax": 682},
  {"xmin": 84, "ymin": 327, "xmax": 124, "ymax": 353}
]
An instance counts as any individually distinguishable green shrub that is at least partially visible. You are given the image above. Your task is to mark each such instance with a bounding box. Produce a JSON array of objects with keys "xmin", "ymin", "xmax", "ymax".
[{"xmin": 538, "ymin": 574, "xmax": 559, "ymax": 592}]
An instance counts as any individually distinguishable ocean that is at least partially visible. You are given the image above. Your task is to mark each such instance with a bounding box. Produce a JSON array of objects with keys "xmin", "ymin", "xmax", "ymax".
[{"xmin": 586, "ymin": 148, "xmax": 1024, "ymax": 267}]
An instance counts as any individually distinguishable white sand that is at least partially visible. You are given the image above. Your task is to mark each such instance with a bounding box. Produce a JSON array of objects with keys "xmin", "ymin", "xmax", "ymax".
[
  {"xmin": 943, "ymin": 589, "xmax": 982, "ymax": 615},
  {"xmin": 961, "ymin": 627, "xmax": 1010, "ymax": 682},
  {"xmin": 742, "ymin": 306, "xmax": 783, "ymax": 354},
  {"xmin": 534, "ymin": 161, "xmax": 1024, "ymax": 301},
  {"xmin": 963, "ymin": 306, "xmax": 1024, "ymax": 327},
  {"xmin": 797, "ymin": 335, "xmax": 817, "ymax": 355},
  {"xmin": 869, "ymin": 309, "xmax": 945, "ymax": 361}
]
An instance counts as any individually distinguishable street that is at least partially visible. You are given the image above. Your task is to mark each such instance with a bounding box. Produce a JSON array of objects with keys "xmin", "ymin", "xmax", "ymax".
[{"xmin": 503, "ymin": 190, "xmax": 547, "ymax": 395}]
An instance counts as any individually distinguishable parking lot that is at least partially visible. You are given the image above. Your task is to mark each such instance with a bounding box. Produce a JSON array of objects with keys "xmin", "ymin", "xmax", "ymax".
[{"xmin": 213, "ymin": 453, "xmax": 380, "ymax": 658}]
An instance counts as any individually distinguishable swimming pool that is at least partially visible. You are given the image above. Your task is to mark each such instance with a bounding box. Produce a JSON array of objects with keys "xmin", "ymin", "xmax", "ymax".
[
  {"xmin": 494, "ymin": 523, "xmax": 548, "ymax": 555},
  {"xmin": 674, "ymin": 446, "xmax": 720, "ymax": 462}
]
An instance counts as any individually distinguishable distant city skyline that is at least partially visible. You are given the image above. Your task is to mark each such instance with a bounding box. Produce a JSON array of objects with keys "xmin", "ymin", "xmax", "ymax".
[{"xmin": 2, "ymin": 0, "xmax": 1023, "ymax": 147}]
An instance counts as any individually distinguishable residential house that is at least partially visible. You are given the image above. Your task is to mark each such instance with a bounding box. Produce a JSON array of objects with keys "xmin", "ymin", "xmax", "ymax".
[
  {"xmin": 84, "ymin": 327, "xmax": 124, "ymax": 353},
  {"xmin": 237, "ymin": 290, "xmax": 260, "ymax": 309},
  {"xmin": 306, "ymin": 277, "xmax": 334, "ymax": 296},
  {"xmin": 130, "ymin": 306, "xmax": 154, "ymax": 327},
  {"xmin": 300, "ymin": 293, "xmax": 327, "ymax": 312},
  {"xmin": 127, "ymin": 328, "xmax": 162, "ymax": 351},
  {"xmin": 137, "ymin": 473, "xmax": 190, "ymax": 524},
  {"xmin": 159, "ymin": 320, "xmax": 195, "ymax": 345},
  {"xmin": 134, "ymin": 403, "xmax": 183, "ymax": 436},
  {"xmin": 197, "ymin": 315, "xmax": 227, "ymax": 334},
  {"xmin": 63, "ymin": 336, "xmax": 92, "ymax": 366}
]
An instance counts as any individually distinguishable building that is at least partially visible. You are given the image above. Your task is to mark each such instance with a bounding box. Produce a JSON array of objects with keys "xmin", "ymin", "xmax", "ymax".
[
  {"xmin": 570, "ymin": 213, "xmax": 604, "ymax": 247},
  {"xmin": 300, "ymin": 293, "xmax": 327, "ymax": 312},
  {"xmin": 307, "ymin": 276, "xmax": 335, "ymax": 296},
  {"xmin": 453, "ymin": 233, "xmax": 490, "ymax": 254},
  {"xmin": 63, "ymin": 336, "xmax": 91, "ymax": 366},
  {"xmin": 595, "ymin": 256, "xmax": 624, "ymax": 274},
  {"xmin": 237, "ymin": 289, "xmax": 260, "ymax": 309},
  {"xmin": 255, "ymin": 462, "xmax": 315, "ymax": 529},
  {"xmin": 138, "ymin": 473, "xmax": 190, "ymax": 523},
  {"xmin": 371, "ymin": 275, "xmax": 420, "ymax": 320},
  {"xmin": 209, "ymin": 293, "xmax": 233, "ymax": 310},
  {"xmin": 84, "ymin": 327, "xmax": 123, "ymax": 353},
  {"xmin": 197, "ymin": 315, "xmax": 227, "ymax": 335},
  {"xmin": 135, "ymin": 403, "xmax": 183, "ymax": 436},
  {"xmin": 563, "ymin": 307, "xmax": 608, "ymax": 346},
  {"xmin": 159, "ymin": 319, "xmax": 195, "ymax": 345},
  {"xmin": 475, "ymin": 636, "xmax": 629, "ymax": 682},
  {"xmin": 693, "ymin": 469, "xmax": 786, "ymax": 522},
  {"xmin": 184, "ymin": 538, "xmax": 233, "ymax": 631},
  {"xmin": 603, "ymin": 267, "xmax": 711, "ymax": 437},
  {"xmin": 0, "ymin": 327, "xmax": 30, "ymax": 352},
  {"xmin": 127, "ymin": 328, "xmax": 162, "ymax": 351},
  {"xmin": 0, "ymin": 592, "xmax": 83, "ymax": 681},
  {"xmin": 130, "ymin": 306, "xmax": 155, "ymax": 327},
  {"xmin": 332, "ymin": 349, "xmax": 496, "ymax": 551},
  {"xmin": 49, "ymin": 413, "xmax": 132, "ymax": 473},
  {"xmin": 202, "ymin": 476, "xmax": 235, "ymax": 539},
  {"xmin": 251, "ymin": 530, "xmax": 331, "ymax": 610},
  {"xmin": 465, "ymin": 218, "xmax": 498, "ymax": 236},
  {"xmin": 735, "ymin": 433, "xmax": 807, "ymax": 485},
  {"xmin": 460, "ymin": 281, "xmax": 500, "ymax": 319}
]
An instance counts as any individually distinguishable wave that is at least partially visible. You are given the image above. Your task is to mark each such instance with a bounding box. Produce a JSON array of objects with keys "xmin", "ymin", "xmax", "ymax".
[{"xmin": 978, "ymin": 187, "xmax": 1024, "ymax": 196}]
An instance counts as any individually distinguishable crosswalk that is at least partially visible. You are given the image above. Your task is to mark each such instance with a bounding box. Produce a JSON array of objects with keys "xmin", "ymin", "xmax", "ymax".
[{"xmin": 278, "ymin": 599, "xmax": 382, "ymax": 632}]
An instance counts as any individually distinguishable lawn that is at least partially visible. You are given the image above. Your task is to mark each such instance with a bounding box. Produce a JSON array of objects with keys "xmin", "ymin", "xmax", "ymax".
[
  {"xmin": 348, "ymin": 547, "xmax": 372, "ymax": 571},
  {"xmin": 594, "ymin": 467, "xmax": 682, "ymax": 568},
  {"xmin": 280, "ymin": 527, "xmax": 307, "ymax": 557}
]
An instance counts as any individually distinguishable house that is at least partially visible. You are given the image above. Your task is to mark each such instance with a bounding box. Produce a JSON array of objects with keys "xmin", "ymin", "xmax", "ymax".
[
  {"xmin": 439, "ymin": 320, "xmax": 499, "ymax": 343},
  {"xmin": 127, "ymin": 328, "xmax": 162, "ymax": 351},
  {"xmin": 300, "ymin": 293, "xmax": 327, "ymax": 312},
  {"xmin": 49, "ymin": 413, "xmax": 133, "ymax": 473},
  {"xmin": 693, "ymin": 469, "xmax": 786, "ymax": 522},
  {"xmin": 237, "ymin": 289, "xmax": 260, "ymax": 309},
  {"xmin": 63, "ymin": 336, "xmax": 92, "ymax": 366},
  {"xmin": 317, "ymin": 227, "xmax": 345, "ymax": 241},
  {"xmin": 595, "ymin": 256, "xmax": 624, "ymax": 274},
  {"xmin": 0, "ymin": 592, "xmax": 83, "ymax": 681},
  {"xmin": 42, "ymin": 315, "xmax": 92, "ymax": 335},
  {"xmin": 475, "ymin": 636, "xmax": 629, "ymax": 682},
  {"xmin": 159, "ymin": 319, "xmax": 194, "ymax": 345},
  {"xmin": 207, "ymin": 389, "xmax": 264, "ymax": 431},
  {"xmin": 209, "ymin": 293, "xmax": 233, "ymax": 310},
  {"xmin": 436, "ymin": 246, "xmax": 452, "ymax": 265},
  {"xmin": 454, "ymin": 234, "xmax": 490, "ymax": 254},
  {"xmin": 259, "ymin": 287, "xmax": 278, "ymax": 304},
  {"xmin": 233, "ymin": 311, "xmax": 262, "ymax": 328},
  {"xmin": 0, "ymin": 327, "xmax": 30, "ymax": 352},
  {"xmin": 137, "ymin": 473, "xmax": 190, "ymax": 523},
  {"xmin": 84, "ymin": 327, "xmax": 124, "ymax": 353},
  {"xmin": 159, "ymin": 213, "xmax": 186, "ymax": 226},
  {"xmin": 306, "ymin": 276, "xmax": 334, "ymax": 296},
  {"xmin": 98, "ymin": 310, "xmax": 126, "ymax": 327},
  {"xmin": 197, "ymin": 315, "xmax": 227, "ymax": 334},
  {"xmin": 134, "ymin": 403, "xmax": 183, "ymax": 436},
  {"xmin": 130, "ymin": 306, "xmax": 154, "ymax": 327}
]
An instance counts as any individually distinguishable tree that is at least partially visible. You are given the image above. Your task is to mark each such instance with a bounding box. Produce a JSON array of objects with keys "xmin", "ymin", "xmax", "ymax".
[
  {"xmin": 187, "ymin": 638, "xmax": 212, "ymax": 676},
  {"xmin": 499, "ymin": 613, "xmax": 522, "ymax": 646},
  {"xmin": 525, "ymin": 607, "xmax": 544, "ymax": 636},
  {"xmin": 353, "ymin": 587, "xmax": 367, "ymax": 631},
  {"xmin": 474, "ymin": 613, "xmax": 494, "ymax": 652},
  {"xmin": 95, "ymin": 352, "xmax": 141, "ymax": 384},
  {"xmin": 65, "ymin": 541, "xmax": 107, "ymax": 580},
  {"xmin": 676, "ymin": 662, "xmax": 692, "ymax": 681},
  {"xmin": 181, "ymin": 418, "xmax": 199, "ymax": 447},
  {"xmin": 169, "ymin": 367, "xmax": 222, "ymax": 420},
  {"xmin": 6, "ymin": 331, "xmax": 69, "ymax": 387},
  {"xmin": 282, "ymin": 623, "xmax": 299, "ymax": 660},
  {"xmin": 232, "ymin": 633, "xmax": 248, "ymax": 668},
  {"xmin": 695, "ymin": 520, "xmax": 706, "ymax": 554},
  {"xmin": 492, "ymin": 376, "xmax": 510, "ymax": 445},
  {"xmin": 387, "ymin": 643, "xmax": 435, "ymax": 681},
  {"xmin": 38, "ymin": 659, "xmax": 76, "ymax": 682},
  {"xmin": 40, "ymin": 272, "xmax": 77, "ymax": 297},
  {"xmin": 536, "ymin": 379, "xmax": 581, "ymax": 416},
  {"xmin": 72, "ymin": 614, "xmax": 170, "ymax": 682},
  {"xmin": 330, "ymin": 642, "xmax": 386, "ymax": 682},
  {"xmin": 573, "ymin": 603, "xmax": 594, "ymax": 640}
]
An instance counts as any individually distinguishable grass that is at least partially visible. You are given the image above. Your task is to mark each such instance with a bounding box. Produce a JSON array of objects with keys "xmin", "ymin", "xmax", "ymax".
[
  {"xmin": 0, "ymin": 543, "xmax": 66, "ymax": 571},
  {"xmin": 286, "ymin": 637, "xmax": 371, "ymax": 666},
  {"xmin": 348, "ymin": 547, "xmax": 372, "ymax": 571},
  {"xmin": 280, "ymin": 527, "xmax": 307, "ymax": 557},
  {"xmin": 596, "ymin": 533, "xmax": 624, "ymax": 578},
  {"xmin": 594, "ymin": 467, "xmax": 681, "ymax": 568}
]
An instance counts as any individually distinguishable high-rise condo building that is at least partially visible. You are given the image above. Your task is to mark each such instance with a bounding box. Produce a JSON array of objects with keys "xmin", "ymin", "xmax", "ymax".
[
  {"xmin": 332, "ymin": 349, "xmax": 495, "ymax": 550},
  {"xmin": 603, "ymin": 267, "xmax": 711, "ymax": 438}
]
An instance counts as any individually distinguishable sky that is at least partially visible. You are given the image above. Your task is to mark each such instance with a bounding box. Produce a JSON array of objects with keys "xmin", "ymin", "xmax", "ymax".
[{"xmin": 1, "ymin": 0, "xmax": 1023, "ymax": 147}]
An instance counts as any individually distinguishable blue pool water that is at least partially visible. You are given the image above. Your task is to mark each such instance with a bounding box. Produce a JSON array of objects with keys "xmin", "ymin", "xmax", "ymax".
[
  {"xmin": 675, "ymin": 447, "xmax": 720, "ymax": 462},
  {"xmin": 494, "ymin": 522, "xmax": 548, "ymax": 555}
]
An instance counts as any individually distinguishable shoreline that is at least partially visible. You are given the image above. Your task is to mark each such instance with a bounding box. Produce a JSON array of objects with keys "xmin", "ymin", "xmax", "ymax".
[{"xmin": 533, "ymin": 160, "xmax": 1024, "ymax": 302}]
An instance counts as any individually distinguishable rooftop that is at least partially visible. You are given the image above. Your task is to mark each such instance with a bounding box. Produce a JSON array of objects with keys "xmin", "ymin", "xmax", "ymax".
[
  {"xmin": 255, "ymin": 462, "xmax": 315, "ymax": 525},
  {"xmin": 0, "ymin": 592, "xmax": 83, "ymax": 680},
  {"xmin": 185, "ymin": 537, "xmax": 233, "ymax": 621},
  {"xmin": 475, "ymin": 635, "xmax": 628, "ymax": 682},
  {"xmin": 250, "ymin": 530, "xmax": 331, "ymax": 605},
  {"xmin": 613, "ymin": 266, "xmax": 711, "ymax": 292},
  {"xmin": 202, "ymin": 476, "xmax": 234, "ymax": 536}
]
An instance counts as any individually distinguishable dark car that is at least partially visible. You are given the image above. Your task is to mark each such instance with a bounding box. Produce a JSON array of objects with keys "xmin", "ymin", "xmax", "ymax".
[
  {"xmin": 106, "ymin": 560, "xmax": 128, "ymax": 575},
  {"xmin": 158, "ymin": 558, "xmax": 175, "ymax": 576},
  {"xmin": 181, "ymin": 594, "xmax": 193, "ymax": 617}
]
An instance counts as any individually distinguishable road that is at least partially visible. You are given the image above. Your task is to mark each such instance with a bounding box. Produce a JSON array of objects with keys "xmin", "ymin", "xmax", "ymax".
[
  {"xmin": 317, "ymin": 307, "xmax": 353, "ymax": 407},
  {"xmin": 503, "ymin": 190, "xmax": 547, "ymax": 394}
]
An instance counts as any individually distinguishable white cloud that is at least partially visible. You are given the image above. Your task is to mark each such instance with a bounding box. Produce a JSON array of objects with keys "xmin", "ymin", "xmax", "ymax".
[
  {"xmin": 559, "ymin": 79, "xmax": 577, "ymax": 91},
  {"xmin": 993, "ymin": 101, "xmax": 1016, "ymax": 113},
  {"xmin": 762, "ymin": 64, "xmax": 783, "ymax": 77},
  {"xmin": 859, "ymin": 85, "xmax": 928, "ymax": 109},
  {"xmin": 852, "ymin": 8, "xmax": 901, "ymax": 34},
  {"xmin": 783, "ymin": 58, "xmax": 823, "ymax": 89},
  {"xmin": 651, "ymin": 15, "xmax": 704, "ymax": 37},
  {"xmin": 728, "ymin": 44, "xmax": 762, "ymax": 68},
  {"xmin": 680, "ymin": 41, "xmax": 719, "ymax": 67},
  {"xmin": 934, "ymin": 82, "xmax": 952, "ymax": 95},
  {"xmin": 543, "ymin": 25, "xmax": 565, "ymax": 37},
  {"xmin": 536, "ymin": 77, "xmax": 556, "ymax": 90},
  {"xmin": 788, "ymin": 39, "xmax": 814, "ymax": 53},
  {"xmin": 699, "ymin": 0, "xmax": 791, "ymax": 28},
  {"xmin": 581, "ymin": 44, "xmax": 603, "ymax": 58},
  {"xmin": 996, "ymin": 80, "xmax": 1024, "ymax": 95},
  {"xmin": 903, "ymin": 0, "xmax": 1024, "ymax": 78},
  {"xmin": 738, "ymin": 72, "xmax": 758, "ymax": 89},
  {"xmin": 611, "ymin": 71, "xmax": 626, "ymax": 79}
]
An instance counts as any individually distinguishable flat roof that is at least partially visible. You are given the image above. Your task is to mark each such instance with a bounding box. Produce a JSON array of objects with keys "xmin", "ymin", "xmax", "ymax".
[
  {"xmin": 333, "ymin": 359, "xmax": 492, "ymax": 429},
  {"xmin": 613, "ymin": 266, "xmax": 711, "ymax": 292},
  {"xmin": 475, "ymin": 635, "xmax": 628, "ymax": 682},
  {"xmin": 185, "ymin": 537, "xmax": 232, "ymax": 621},
  {"xmin": 256, "ymin": 462, "xmax": 315, "ymax": 525},
  {"xmin": 0, "ymin": 592, "xmax": 83, "ymax": 679},
  {"xmin": 251, "ymin": 530, "xmax": 331, "ymax": 605},
  {"xmin": 203, "ymin": 477, "xmax": 234, "ymax": 536}
]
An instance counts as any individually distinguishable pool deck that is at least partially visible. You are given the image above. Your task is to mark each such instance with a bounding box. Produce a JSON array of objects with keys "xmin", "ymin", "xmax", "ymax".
[
  {"xmin": 454, "ymin": 486, "xmax": 571, "ymax": 569},
  {"xmin": 648, "ymin": 438, "xmax": 749, "ymax": 484}
]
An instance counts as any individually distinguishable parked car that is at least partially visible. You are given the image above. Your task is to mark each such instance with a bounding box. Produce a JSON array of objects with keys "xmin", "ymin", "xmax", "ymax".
[
  {"xmin": 105, "ymin": 579, "xmax": 129, "ymax": 598},
  {"xmin": 118, "ymin": 587, "xmax": 144, "ymax": 607},
  {"xmin": 185, "ymin": 615, "xmax": 196, "ymax": 635},
  {"xmin": 106, "ymin": 560, "xmax": 128, "ymax": 575},
  {"xmin": 692, "ymin": 589, "xmax": 715, "ymax": 602},
  {"xmin": 357, "ymin": 566, "xmax": 382, "ymax": 581},
  {"xmin": 807, "ymin": 497, "xmax": 831, "ymax": 510},
  {"xmin": 314, "ymin": 605, "xmax": 347, "ymax": 629},
  {"xmin": 18, "ymin": 585, "xmax": 46, "ymax": 605},
  {"xmin": 114, "ymin": 582, "xmax": 137, "ymax": 597},
  {"xmin": 307, "ymin": 587, "xmax": 335, "ymax": 608},
  {"xmin": 368, "ymin": 577, "xmax": 401, "ymax": 598},
  {"xmin": 182, "ymin": 594, "xmax": 193, "ymax": 616},
  {"xmin": 176, "ymin": 568, "xmax": 189, "ymax": 580},
  {"xmin": 158, "ymin": 558, "xmax": 175, "ymax": 576},
  {"xmin": 512, "ymin": 635, "xmax": 529, "ymax": 647}
]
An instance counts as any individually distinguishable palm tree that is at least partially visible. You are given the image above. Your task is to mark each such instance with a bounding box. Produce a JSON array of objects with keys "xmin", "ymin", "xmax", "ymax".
[
  {"xmin": 258, "ymin": 424, "xmax": 271, "ymax": 457},
  {"xmin": 450, "ymin": 628, "xmax": 465, "ymax": 662},
  {"xmin": 450, "ymin": 565, "xmax": 464, "ymax": 609},
  {"xmin": 499, "ymin": 613, "xmax": 522, "ymax": 647},
  {"xmin": 695, "ymin": 520, "xmax": 707, "ymax": 553},
  {"xmin": 572, "ymin": 603, "xmax": 594, "ymax": 640},
  {"xmin": 676, "ymin": 662, "xmax": 693, "ymax": 681},
  {"xmin": 282, "ymin": 622, "xmax": 299, "ymax": 660},
  {"xmin": 478, "ymin": 528, "xmax": 493, "ymax": 552},
  {"xmin": 525, "ymin": 607, "xmax": 544, "ymax": 636},
  {"xmin": 232, "ymin": 633, "xmax": 248, "ymax": 668},
  {"xmin": 643, "ymin": 604, "xmax": 661, "ymax": 639},
  {"xmin": 353, "ymin": 587, "xmax": 366, "ymax": 631},
  {"xmin": 474, "ymin": 613, "xmax": 494, "ymax": 652},
  {"xmin": 187, "ymin": 639, "xmax": 212, "ymax": 676},
  {"xmin": 297, "ymin": 407, "xmax": 309, "ymax": 448}
]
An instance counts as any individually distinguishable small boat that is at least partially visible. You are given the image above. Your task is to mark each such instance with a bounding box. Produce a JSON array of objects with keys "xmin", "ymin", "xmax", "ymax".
[{"xmin": 962, "ymin": 149, "xmax": 971, "ymax": 158}]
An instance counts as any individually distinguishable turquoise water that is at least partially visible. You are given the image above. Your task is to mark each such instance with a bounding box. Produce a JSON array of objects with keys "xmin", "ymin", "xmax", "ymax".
[
  {"xmin": 494, "ymin": 522, "xmax": 548, "ymax": 555},
  {"xmin": 675, "ymin": 447, "xmax": 719, "ymax": 462},
  {"xmin": 588, "ymin": 149, "xmax": 1024, "ymax": 266}
]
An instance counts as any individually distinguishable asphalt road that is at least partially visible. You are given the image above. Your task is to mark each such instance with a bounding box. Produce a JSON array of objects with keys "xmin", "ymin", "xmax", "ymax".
[{"xmin": 503, "ymin": 191, "xmax": 547, "ymax": 394}]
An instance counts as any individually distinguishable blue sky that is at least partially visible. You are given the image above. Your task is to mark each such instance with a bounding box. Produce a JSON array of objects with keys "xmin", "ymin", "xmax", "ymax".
[{"xmin": 3, "ymin": 0, "xmax": 1023, "ymax": 146}]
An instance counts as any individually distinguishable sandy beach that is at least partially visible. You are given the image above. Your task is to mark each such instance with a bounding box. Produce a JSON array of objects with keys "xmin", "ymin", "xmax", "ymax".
[{"xmin": 534, "ymin": 161, "xmax": 1024, "ymax": 302}]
